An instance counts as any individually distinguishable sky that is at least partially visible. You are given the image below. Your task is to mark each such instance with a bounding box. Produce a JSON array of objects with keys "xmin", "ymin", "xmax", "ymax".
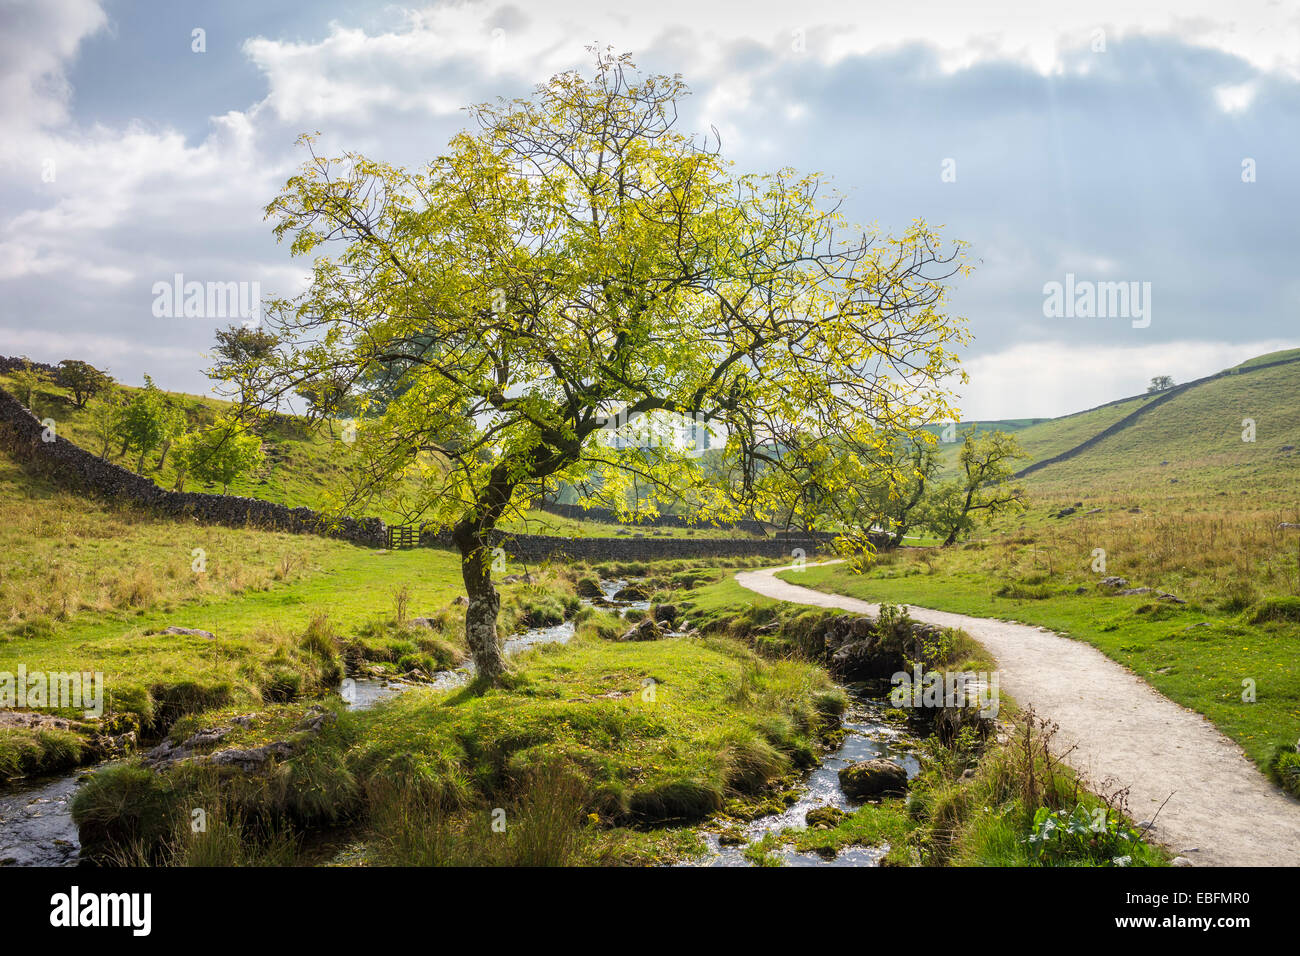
[{"xmin": 1, "ymin": 0, "xmax": 1297, "ymax": 420}]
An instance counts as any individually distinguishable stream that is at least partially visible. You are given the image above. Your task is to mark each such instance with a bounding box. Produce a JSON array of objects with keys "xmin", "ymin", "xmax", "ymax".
[
  {"xmin": 0, "ymin": 578, "xmax": 643, "ymax": 867},
  {"xmin": 0, "ymin": 578, "xmax": 920, "ymax": 868},
  {"xmin": 0, "ymin": 765, "xmax": 93, "ymax": 867},
  {"xmin": 341, "ymin": 578, "xmax": 644, "ymax": 707},
  {"xmin": 694, "ymin": 688, "xmax": 921, "ymax": 867}
]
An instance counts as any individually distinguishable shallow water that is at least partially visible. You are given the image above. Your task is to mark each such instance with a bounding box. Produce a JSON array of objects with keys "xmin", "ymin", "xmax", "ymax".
[
  {"xmin": 693, "ymin": 690, "xmax": 921, "ymax": 867},
  {"xmin": 0, "ymin": 767, "xmax": 98, "ymax": 867},
  {"xmin": 597, "ymin": 579, "xmax": 651, "ymax": 613},
  {"xmin": 0, "ymin": 577, "xmax": 908, "ymax": 869},
  {"xmin": 0, "ymin": 583, "xmax": 616, "ymax": 868}
]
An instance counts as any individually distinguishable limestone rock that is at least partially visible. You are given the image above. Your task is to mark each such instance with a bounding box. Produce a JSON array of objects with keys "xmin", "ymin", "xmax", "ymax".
[{"xmin": 838, "ymin": 759, "xmax": 908, "ymax": 799}]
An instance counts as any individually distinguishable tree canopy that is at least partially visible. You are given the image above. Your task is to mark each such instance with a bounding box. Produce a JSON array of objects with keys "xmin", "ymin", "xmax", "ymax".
[
  {"xmin": 56, "ymin": 360, "xmax": 113, "ymax": 409},
  {"xmin": 234, "ymin": 50, "xmax": 972, "ymax": 681}
]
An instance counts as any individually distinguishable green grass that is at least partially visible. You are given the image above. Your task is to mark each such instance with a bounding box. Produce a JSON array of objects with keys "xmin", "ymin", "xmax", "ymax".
[
  {"xmin": 1233, "ymin": 347, "xmax": 1300, "ymax": 369},
  {"xmin": 0, "ymin": 724, "xmax": 94, "ymax": 778},
  {"xmin": 0, "ymin": 444, "xmax": 597, "ymax": 770},
  {"xmin": 352, "ymin": 629, "xmax": 839, "ymax": 822},
  {"xmin": 70, "ymin": 625, "xmax": 842, "ymax": 865},
  {"xmin": 907, "ymin": 721, "xmax": 1167, "ymax": 867},
  {"xmin": 1009, "ymin": 395, "xmax": 1150, "ymax": 466},
  {"xmin": 782, "ymin": 561, "xmax": 1300, "ymax": 772},
  {"xmin": 2, "ymin": 372, "xmax": 415, "ymax": 518},
  {"xmin": 0, "ymin": 452, "xmax": 372, "ymax": 629},
  {"xmin": 1021, "ymin": 359, "xmax": 1300, "ymax": 500},
  {"xmin": 785, "ymin": 799, "xmax": 915, "ymax": 858},
  {"xmin": 0, "ymin": 538, "xmax": 595, "ymax": 728}
]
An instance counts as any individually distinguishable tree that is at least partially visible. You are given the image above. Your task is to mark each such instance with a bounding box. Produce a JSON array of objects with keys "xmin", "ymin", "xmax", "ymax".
[
  {"xmin": 929, "ymin": 429, "xmax": 1028, "ymax": 546},
  {"xmin": 1147, "ymin": 375, "xmax": 1174, "ymax": 393},
  {"xmin": 114, "ymin": 376, "xmax": 173, "ymax": 472},
  {"xmin": 153, "ymin": 403, "xmax": 188, "ymax": 472},
  {"xmin": 87, "ymin": 387, "xmax": 124, "ymax": 457},
  {"xmin": 294, "ymin": 374, "xmax": 358, "ymax": 438},
  {"xmin": 170, "ymin": 430, "xmax": 195, "ymax": 491},
  {"xmin": 56, "ymin": 360, "xmax": 113, "ymax": 408},
  {"xmin": 240, "ymin": 51, "xmax": 970, "ymax": 682},
  {"xmin": 180, "ymin": 420, "xmax": 264, "ymax": 493},
  {"xmin": 210, "ymin": 325, "xmax": 280, "ymax": 408},
  {"xmin": 878, "ymin": 435, "xmax": 942, "ymax": 547},
  {"xmin": 8, "ymin": 360, "xmax": 47, "ymax": 409}
]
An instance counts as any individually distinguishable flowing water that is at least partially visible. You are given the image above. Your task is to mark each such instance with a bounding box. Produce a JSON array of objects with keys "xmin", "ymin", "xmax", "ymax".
[
  {"xmin": 0, "ymin": 579, "xmax": 636, "ymax": 866},
  {"xmin": 340, "ymin": 618, "xmax": 579, "ymax": 707},
  {"xmin": 0, "ymin": 578, "xmax": 918, "ymax": 868},
  {"xmin": 694, "ymin": 689, "xmax": 922, "ymax": 867},
  {"xmin": 0, "ymin": 766, "xmax": 93, "ymax": 867}
]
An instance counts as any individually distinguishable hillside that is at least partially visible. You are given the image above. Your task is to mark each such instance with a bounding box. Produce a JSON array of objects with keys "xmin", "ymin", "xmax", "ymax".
[
  {"xmin": 0, "ymin": 369, "xmax": 392, "ymax": 516},
  {"xmin": 0, "ymin": 368, "xmax": 766, "ymax": 540},
  {"xmin": 1016, "ymin": 353, "xmax": 1300, "ymax": 506}
]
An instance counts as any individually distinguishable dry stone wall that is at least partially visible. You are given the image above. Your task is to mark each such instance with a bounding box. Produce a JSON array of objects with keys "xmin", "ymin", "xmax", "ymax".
[{"xmin": 0, "ymin": 381, "xmax": 878, "ymax": 562}]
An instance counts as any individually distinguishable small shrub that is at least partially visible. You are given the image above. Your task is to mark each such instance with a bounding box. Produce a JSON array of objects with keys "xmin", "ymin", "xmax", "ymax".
[
  {"xmin": 1247, "ymin": 597, "xmax": 1300, "ymax": 625},
  {"xmin": 1024, "ymin": 803, "xmax": 1147, "ymax": 866},
  {"xmin": 1270, "ymin": 746, "xmax": 1300, "ymax": 798},
  {"xmin": 995, "ymin": 581, "xmax": 1054, "ymax": 600}
]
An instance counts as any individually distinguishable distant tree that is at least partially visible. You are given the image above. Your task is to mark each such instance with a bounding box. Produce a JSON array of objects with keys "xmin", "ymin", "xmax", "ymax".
[
  {"xmin": 153, "ymin": 403, "xmax": 189, "ymax": 472},
  {"xmin": 1147, "ymin": 375, "xmax": 1175, "ymax": 393},
  {"xmin": 56, "ymin": 360, "xmax": 113, "ymax": 408},
  {"xmin": 294, "ymin": 374, "xmax": 359, "ymax": 438},
  {"xmin": 210, "ymin": 325, "xmax": 280, "ymax": 408},
  {"xmin": 880, "ymin": 436, "xmax": 942, "ymax": 547},
  {"xmin": 8, "ymin": 360, "xmax": 47, "ymax": 409},
  {"xmin": 87, "ymin": 387, "xmax": 125, "ymax": 457},
  {"xmin": 114, "ymin": 376, "xmax": 173, "ymax": 472},
  {"xmin": 769, "ymin": 431, "xmax": 941, "ymax": 550},
  {"xmin": 928, "ymin": 429, "xmax": 1028, "ymax": 546},
  {"xmin": 181, "ymin": 420, "xmax": 264, "ymax": 493},
  {"xmin": 170, "ymin": 430, "xmax": 195, "ymax": 491}
]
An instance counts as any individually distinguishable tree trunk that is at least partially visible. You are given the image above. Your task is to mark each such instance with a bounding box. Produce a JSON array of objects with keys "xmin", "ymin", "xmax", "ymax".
[
  {"xmin": 458, "ymin": 536, "xmax": 507, "ymax": 683},
  {"xmin": 943, "ymin": 488, "xmax": 976, "ymax": 546}
]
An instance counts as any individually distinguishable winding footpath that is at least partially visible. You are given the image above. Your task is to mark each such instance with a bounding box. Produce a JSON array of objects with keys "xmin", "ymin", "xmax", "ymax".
[{"xmin": 736, "ymin": 562, "xmax": 1300, "ymax": 867}]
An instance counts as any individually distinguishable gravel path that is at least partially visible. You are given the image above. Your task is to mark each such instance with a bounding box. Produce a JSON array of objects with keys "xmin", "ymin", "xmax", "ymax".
[{"xmin": 736, "ymin": 562, "xmax": 1300, "ymax": 867}]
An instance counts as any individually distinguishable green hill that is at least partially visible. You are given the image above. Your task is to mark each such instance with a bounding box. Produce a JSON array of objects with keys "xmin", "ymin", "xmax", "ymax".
[
  {"xmin": 0, "ymin": 370, "xmax": 387, "ymax": 515},
  {"xmin": 1014, "ymin": 352, "xmax": 1300, "ymax": 506},
  {"xmin": 0, "ymin": 369, "xmax": 753, "ymax": 538}
]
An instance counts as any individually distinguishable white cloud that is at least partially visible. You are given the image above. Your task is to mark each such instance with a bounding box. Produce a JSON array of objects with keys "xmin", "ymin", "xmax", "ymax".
[
  {"xmin": 0, "ymin": 0, "xmax": 106, "ymax": 132},
  {"xmin": 1, "ymin": 0, "xmax": 1298, "ymax": 404},
  {"xmin": 237, "ymin": 0, "xmax": 1300, "ymax": 132},
  {"xmin": 951, "ymin": 339, "xmax": 1300, "ymax": 420},
  {"xmin": 1214, "ymin": 81, "xmax": 1258, "ymax": 113},
  {"xmin": 3, "ymin": 112, "xmax": 279, "ymax": 286}
]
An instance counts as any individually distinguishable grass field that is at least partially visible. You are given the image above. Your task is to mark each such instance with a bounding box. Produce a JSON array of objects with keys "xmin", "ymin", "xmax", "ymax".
[
  {"xmin": 934, "ymin": 348, "xmax": 1300, "ymax": 480},
  {"xmin": 5, "ymin": 347, "xmax": 1297, "ymax": 864},
  {"xmin": 1019, "ymin": 359, "xmax": 1300, "ymax": 503},
  {"xmin": 781, "ymin": 556, "xmax": 1300, "ymax": 774}
]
